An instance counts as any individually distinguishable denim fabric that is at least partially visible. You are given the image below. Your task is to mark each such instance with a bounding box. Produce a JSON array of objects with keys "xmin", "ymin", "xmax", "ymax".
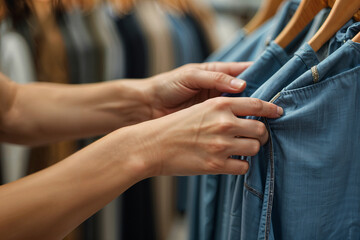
[
  {"xmin": 167, "ymin": 14, "xmax": 188, "ymax": 67},
  {"xmin": 239, "ymin": 23, "xmax": 360, "ymax": 240},
  {"xmin": 189, "ymin": 1, "xmax": 314, "ymax": 239},
  {"xmin": 215, "ymin": 43, "xmax": 291, "ymax": 240},
  {"xmin": 234, "ymin": 43, "xmax": 319, "ymax": 240},
  {"xmin": 265, "ymin": 40, "xmax": 360, "ymax": 240},
  {"xmin": 206, "ymin": 29, "xmax": 246, "ymax": 62},
  {"xmin": 221, "ymin": 0, "xmax": 301, "ymax": 63},
  {"xmin": 206, "ymin": 0, "xmax": 298, "ymax": 63}
]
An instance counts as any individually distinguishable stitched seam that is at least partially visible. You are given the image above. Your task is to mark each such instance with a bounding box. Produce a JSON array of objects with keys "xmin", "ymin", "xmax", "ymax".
[
  {"xmin": 264, "ymin": 119, "xmax": 275, "ymax": 240},
  {"xmin": 281, "ymin": 66, "xmax": 360, "ymax": 95},
  {"xmin": 244, "ymin": 182, "xmax": 264, "ymax": 200}
]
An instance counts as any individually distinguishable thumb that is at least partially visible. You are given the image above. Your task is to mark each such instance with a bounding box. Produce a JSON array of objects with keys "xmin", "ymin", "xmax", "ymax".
[{"xmin": 180, "ymin": 68, "xmax": 248, "ymax": 93}]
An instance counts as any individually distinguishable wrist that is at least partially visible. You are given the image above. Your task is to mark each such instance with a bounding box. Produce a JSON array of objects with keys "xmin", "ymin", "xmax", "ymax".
[
  {"xmin": 112, "ymin": 79, "xmax": 154, "ymax": 123},
  {"xmin": 110, "ymin": 124, "xmax": 159, "ymax": 180}
]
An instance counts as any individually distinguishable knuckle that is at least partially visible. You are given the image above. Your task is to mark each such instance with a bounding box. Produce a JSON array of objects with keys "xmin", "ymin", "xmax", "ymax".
[
  {"xmin": 212, "ymin": 72, "xmax": 229, "ymax": 84},
  {"xmin": 249, "ymin": 140, "xmax": 261, "ymax": 156},
  {"xmin": 217, "ymin": 118, "xmax": 234, "ymax": 132},
  {"xmin": 202, "ymin": 62, "xmax": 216, "ymax": 71},
  {"xmin": 237, "ymin": 162, "xmax": 249, "ymax": 174},
  {"xmin": 255, "ymin": 122, "xmax": 267, "ymax": 138},
  {"xmin": 206, "ymin": 138, "xmax": 229, "ymax": 154},
  {"xmin": 205, "ymin": 158, "xmax": 225, "ymax": 172},
  {"xmin": 181, "ymin": 67, "xmax": 198, "ymax": 79},
  {"xmin": 210, "ymin": 97, "xmax": 230, "ymax": 110},
  {"xmin": 249, "ymin": 98, "xmax": 264, "ymax": 112},
  {"xmin": 184, "ymin": 63, "xmax": 198, "ymax": 69}
]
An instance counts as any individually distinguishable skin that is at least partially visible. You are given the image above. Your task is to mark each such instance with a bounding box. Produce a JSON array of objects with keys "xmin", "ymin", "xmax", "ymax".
[{"xmin": 0, "ymin": 62, "xmax": 283, "ymax": 240}]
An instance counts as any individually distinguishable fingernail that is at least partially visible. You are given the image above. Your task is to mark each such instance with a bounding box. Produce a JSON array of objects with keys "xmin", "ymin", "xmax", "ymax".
[
  {"xmin": 277, "ymin": 106, "xmax": 284, "ymax": 116},
  {"xmin": 230, "ymin": 79, "xmax": 246, "ymax": 89}
]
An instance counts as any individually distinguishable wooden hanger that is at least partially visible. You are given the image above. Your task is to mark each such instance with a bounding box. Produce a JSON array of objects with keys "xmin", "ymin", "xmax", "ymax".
[
  {"xmin": 108, "ymin": 0, "xmax": 136, "ymax": 15},
  {"xmin": 308, "ymin": 0, "xmax": 360, "ymax": 52},
  {"xmin": 352, "ymin": 31, "xmax": 360, "ymax": 44},
  {"xmin": 274, "ymin": 0, "xmax": 327, "ymax": 49},
  {"xmin": 244, "ymin": 0, "xmax": 285, "ymax": 34},
  {"xmin": 0, "ymin": 1, "xmax": 5, "ymax": 21}
]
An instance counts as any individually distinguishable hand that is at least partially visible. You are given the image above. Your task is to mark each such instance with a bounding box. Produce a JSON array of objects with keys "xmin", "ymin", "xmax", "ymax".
[
  {"xmin": 145, "ymin": 62, "xmax": 252, "ymax": 118},
  {"xmin": 124, "ymin": 96, "xmax": 283, "ymax": 177}
]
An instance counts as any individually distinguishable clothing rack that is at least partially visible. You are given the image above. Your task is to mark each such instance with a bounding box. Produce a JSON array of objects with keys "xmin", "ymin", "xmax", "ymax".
[{"xmin": 0, "ymin": 1, "xmax": 217, "ymax": 240}]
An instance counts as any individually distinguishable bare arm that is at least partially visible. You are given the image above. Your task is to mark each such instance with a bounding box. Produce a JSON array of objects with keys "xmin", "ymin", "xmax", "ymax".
[
  {"xmin": 0, "ymin": 62, "xmax": 283, "ymax": 239},
  {"xmin": 0, "ymin": 95, "xmax": 281, "ymax": 240},
  {"xmin": 0, "ymin": 62, "xmax": 253, "ymax": 146},
  {"xmin": 0, "ymin": 72, "xmax": 152, "ymax": 145}
]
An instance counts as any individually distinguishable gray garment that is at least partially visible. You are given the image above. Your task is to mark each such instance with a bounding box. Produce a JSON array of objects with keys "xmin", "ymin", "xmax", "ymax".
[
  {"xmin": 64, "ymin": 8, "xmax": 98, "ymax": 84},
  {"xmin": 98, "ymin": 5, "xmax": 126, "ymax": 80},
  {"xmin": 0, "ymin": 26, "xmax": 35, "ymax": 183}
]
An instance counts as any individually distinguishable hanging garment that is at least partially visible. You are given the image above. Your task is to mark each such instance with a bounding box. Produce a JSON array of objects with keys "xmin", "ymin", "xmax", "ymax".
[
  {"xmin": 166, "ymin": 11, "xmax": 197, "ymax": 65},
  {"xmin": 243, "ymin": 23, "xmax": 360, "ymax": 240},
  {"xmin": 191, "ymin": 17, "xmax": 355, "ymax": 240},
  {"xmin": 62, "ymin": 7, "xmax": 99, "ymax": 84},
  {"xmin": 98, "ymin": 5, "xmax": 126, "ymax": 80},
  {"xmin": 206, "ymin": 29, "xmax": 247, "ymax": 62},
  {"xmin": 167, "ymin": 12, "xmax": 187, "ymax": 67},
  {"xmin": 135, "ymin": 1, "xmax": 174, "ymax": 76},
  {"xmin": 188, "ymin": 1, "xmax": 316, "ymax": 239},
  {"xmin": 24, "ymin": 7, "xmax": 78, "ymax": 175},
  {"xmin": 0, "ymin": 24, "xmax": 35, "ymax": 184},
  {"xmin": 111, "ymin": 10, "xmax": 149, "ymax": 78},
  {"xmin": 207, "ymin": 0, "xmax": 300, "ymax": 64},
  {"xmin": 185, "ymin": 13, "xmax": 212, "ymax": 61},
  {"xmin": 57, "ymin": 12, "xmax": 80, "ymax": 84},
  {"xmin": 84, "ymin": 8, "xmax": 107, "ymax": 82}
]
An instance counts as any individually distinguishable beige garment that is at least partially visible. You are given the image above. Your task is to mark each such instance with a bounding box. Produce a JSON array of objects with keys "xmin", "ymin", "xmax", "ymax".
[
  {"xmin": 27, "ymin": 1, "xmax": 76, "ymax": 172},
  {"xmin": 135, "ymin": 0, "xmax": 174, "ymax": 76},
  {"xmin": 152, "ymin": 176, "xmax": 176, "ymax": 240},
  {"xmin": 26, "ymin": 2, "xmax": 81, "ymax": 239},
  {"xmin": 135, "ymin": 5, "xmax": 176, "ymax": 237}
]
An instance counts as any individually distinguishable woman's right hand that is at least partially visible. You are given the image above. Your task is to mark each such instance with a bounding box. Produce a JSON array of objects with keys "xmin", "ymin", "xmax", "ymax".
[{"xmin": 119, "ymin": 96, "xmax": 283, "ymax": 178}]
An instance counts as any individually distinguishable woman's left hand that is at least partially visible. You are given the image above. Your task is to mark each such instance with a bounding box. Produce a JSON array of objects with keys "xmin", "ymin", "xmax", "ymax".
[{"xmin": 144, "ymin": 62, "xmax": 252, "ymax": 118}]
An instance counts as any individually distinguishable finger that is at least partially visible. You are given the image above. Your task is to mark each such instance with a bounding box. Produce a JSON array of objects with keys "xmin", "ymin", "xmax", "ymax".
[
  {"xmin": 233, "ymin": 119, "xmax": 269, "ymax": 145},
  {"xmin": 218, "ymin": 158, "xmax": 249, "ymax": 175},
  {"xmin": 180, "ymin": 68, "xmax": 247, "ymax": 93},
  {"xmin": 226, "ymin": 97, "xmax": 283, "ymax": 118},
  {"xmin": 226, "ymin": 138, "xmax": 261, "ymax": 157},
  {"xmin": 197, "ymin": 62, "xmax": 253, "ymax": 77}
]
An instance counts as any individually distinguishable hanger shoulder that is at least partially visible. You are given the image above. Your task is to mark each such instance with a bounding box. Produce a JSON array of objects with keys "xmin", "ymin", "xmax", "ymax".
[
  {"xmin": 309, "ymin": 0, "xmax": 360, "ymax": 52},
  {"xmin": 244, "ymin": 0, "xmax": 285, "ymax": 34},
  {"xmin": 275, "ymin": 0, "xmax": 327, "ymax": 49}
]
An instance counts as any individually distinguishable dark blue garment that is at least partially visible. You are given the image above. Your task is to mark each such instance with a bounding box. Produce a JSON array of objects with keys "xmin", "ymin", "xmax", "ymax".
[
  {"xmin": 239, "ymin": 23, "xmax": 360, "ymax": 240},
  {"xmin": 113, "ymin": 12, "xmax": 149, "ymax": 78}
]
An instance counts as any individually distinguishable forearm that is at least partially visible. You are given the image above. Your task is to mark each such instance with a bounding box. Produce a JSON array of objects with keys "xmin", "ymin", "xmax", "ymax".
[
  {"xmin": 0, "ymin": 127, "xmax": 151, "ymax": 240},
  {"xmin": 0, "ymin": 80, "xmax": 152, "ymax": 145}
]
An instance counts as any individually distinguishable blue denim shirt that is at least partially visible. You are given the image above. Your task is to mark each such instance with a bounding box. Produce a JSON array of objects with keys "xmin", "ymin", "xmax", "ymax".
[
  {"xmin": 207, "ymin": 0, "xmax": 301, "ymax": 63},
  {"xmin": 240, "ymin": 23, "xmax": 360, "ymax": 240},
  {"xmin": 188, "ymin": 1, "xmax": 318, "ymax": 239}
]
